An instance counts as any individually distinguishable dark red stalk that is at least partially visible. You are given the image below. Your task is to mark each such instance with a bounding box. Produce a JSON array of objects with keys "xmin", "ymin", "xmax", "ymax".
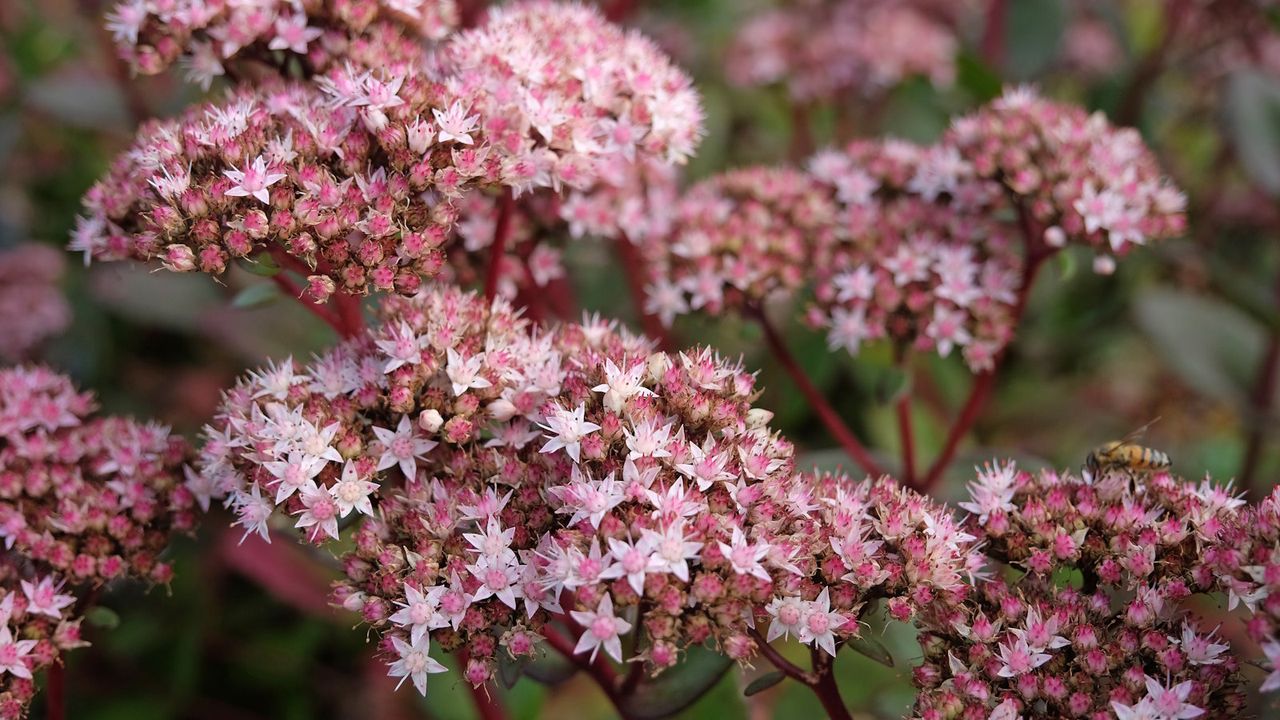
[
  {"xmin": 331, "ymin": 293, "xmax": 365, "ymax": 338},
  {"xmin": 265, "ymin": 244, "xmax": 364, "ymax": 338},
  {"xmin": 46, "ymin": 663, "xmax": 65, "ymax": 720},
  {"xmin": 788, "ymin": 103, "xmax": 814, "ymax": 163},
  {"xmin": 485, "ymin": 189, "xmax": 516, "ymax": 303},
  {"xmin": 749, "ymin": 306, "xmax": 885, "ymax": 478},
  {"xmin": 746, "ymin": 631, "xmax": 851, "ymax": 720},
  {"xmin": 455, "ymin": 650, "xmax": 510, "ymax": 720},
  {"xmin": 1240, "ymin": 270, "xmax": 1280, "ymax": 497},
  {"xmin": 267, "ymin": 273, "xmax": 346, "ymax": 331},
  {"xmin": 896, "ymin": 393, "xmax": 917, "ymax": 487},
  {"xmin": 539, "ymin": 625, "xmax": 635, "ymax": 719},
  {"xmin": 917, "ymin": 202, "xmax": 1048, "ymax": 491},
  {"xmin": 1115, "ymin": 0, "xmax": 1188, "ymax": 127},
  {"xmin": 809, "ymin": 648, "xmax": 852, "ymax": 720},
  {"xmin": 980, "ymin": 0, "xmax": 1007, "ymax": 75},
  {"xmin": 614, "ymin": 233, "xmax": 675, "ymax": 349},
  {"xmin": 604, "ymin": 0, "xmax": 641, "ymax": 21}
]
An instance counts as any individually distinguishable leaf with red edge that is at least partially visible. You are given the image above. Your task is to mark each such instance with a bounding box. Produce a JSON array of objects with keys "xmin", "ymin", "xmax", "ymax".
[{"xmin": 216, "ymin": 527, "xmax": 340, "ymax": 619}]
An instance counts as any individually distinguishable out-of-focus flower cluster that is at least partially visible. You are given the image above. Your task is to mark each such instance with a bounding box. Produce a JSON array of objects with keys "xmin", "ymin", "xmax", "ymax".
[
  {"xmin": 107, "ymin": 0, "xmax": 458, "ymax": 87},
  {"xmin": 913, "ymin": 461, "xmax": 1251, "ymax": 719},
  {"xmin": 641, "ymin": 88, "xmax": 1185, "ymax": 372},
  {"xmin": 72, "ymin": 72, "xmax": 496, "ymax": 301},
  {"xmin": 806, "ymin": 141, "xmax": 1021, "ymax": 372},
  {"xmin": 0, "ymin": 367, "xmax": 197, "ymax": 718},
  {"xmin": 0, "ymin": 245, "xmax": 70, "ymax": 363},
  {"xmin": 191, "ymin": 285, "xmax": 981, "ymax": 693},
  {"xmin": 439, "ymin": 1, "xmax": 703, "ymax": 196},
  {"xmin": 946, "ymin": 88, "xmax": 1187, "ymax": 273},
  {"xmin": 0, "ymin": 366, "xmax": 198, "ymax": 586},
  {"xmin": 725, "ymin": 0, "xmax": 963, "ymax": 102},
  {"xmin": 640, "ymin": 166, "xmax": 835, "ymax": 326}
]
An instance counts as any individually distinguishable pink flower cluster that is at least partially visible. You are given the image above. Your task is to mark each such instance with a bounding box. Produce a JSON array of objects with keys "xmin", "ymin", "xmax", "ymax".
[
  {"xmin": 107, "ymin": 0, "xmax": 458, "ymax": 87},
  {"xmin": 1202, "ymin": 484, "xmax": 1280, "ymax": 691},
  {"xmin": 0, "ymin": 366, "xmax": 198, "ymax": 585},
  {"xmin": 946, "ymin": 87, "xmax": 1187, "ymax": 271},
  {"xmin": 913, "ymin": 461, "xmax": 1250, "ymax": 719},
  {"xmin": 191, "ymin": 285, "xmax": 981, "ymax": 693},
  {"xmin": 640, "ymin": 166, "xmax": 835, "ymax": 326},
  {"xmin": 806, "ymin": 141, "xmax": 1021, "ymax": 372},
  {"xmin": 0, "ymin": 245, "xmax": 70, "ymax": 362},
  {"xmin": 438, "ymin": 1, "xmax": 704, "ymax": 195},
  {"xmin": 0, "ymin": 367, "xmax": 198, "ymax": 718},
  {"xmin": 642, "ymin": 88, "xmax": 1184, "ymax": 372},
  {"xmin": 72, "ymin": 74, "xmax": 497, "ymax": 301},
  {"xmin": 0, "ymin": 565, "xmax": 86, "ymax": 720},
  {"xmin": 725, "ymin": 0, "xmax": 962, "ymax": 101}
]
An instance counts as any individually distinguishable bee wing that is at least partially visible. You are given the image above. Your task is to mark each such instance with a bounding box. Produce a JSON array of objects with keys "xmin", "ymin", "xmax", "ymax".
[{"xmin": 1119, "ymin": 416, "xmax": 1162, "ymax": 445}]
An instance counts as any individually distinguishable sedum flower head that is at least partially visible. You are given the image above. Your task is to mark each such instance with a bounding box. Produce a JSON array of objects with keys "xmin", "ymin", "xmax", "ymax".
[
  {"xmin": 0, "ymin": 565, "xmax": 87, "ymax": 720},
  {"xmin": 72, "ymin": 72, "xmax": 501, "ymax": 300},
  {"xmin": 945, "ymin": 87, "xmax": 1187, "ymax": 266},
  {"xmin": 640, "ymin": 166, "xmax": 835, "ymax": 326},
  {"xmin": 0, "ymin": 366, "xmax": 198, "ymax": 585},
  {"xmin": 0, "ymin": 367, "xmax": 197, "ymax": 719},
  {"xmin": 107, "ymin": 0, "xmax": 459, "ymax": 86},
  {"xmin": 438, "ymin": 1, "xmax": 704, "ymax": 195},
  {"xmin": 726, "ymin": 0, "xmax": 963, "ymax": 102},
  {"xmin": 912, "ymin": 461, "xmax": 1249, "ymax": 718},
  {"xmin": 0, "ymin": 245, "xmax": 70, "ymax": 363},
  {"xmin": 806, "ymin": 140, "xmax": 1021, "ymax": 372},
  {"xmin": 194, "ymin": 285, "xmax": 979, "ymax": 694}
]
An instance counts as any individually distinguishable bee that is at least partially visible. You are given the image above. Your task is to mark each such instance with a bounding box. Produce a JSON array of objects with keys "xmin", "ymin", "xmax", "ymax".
[{"xmin": 1084, "ymin": 419, "xmax": 1170, "ymax": 477}]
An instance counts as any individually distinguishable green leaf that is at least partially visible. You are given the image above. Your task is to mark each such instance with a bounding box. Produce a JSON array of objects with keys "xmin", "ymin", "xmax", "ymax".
[
  {"xmin": 519, "ymin": 648, "xmax": 578, "ymax": 686},
  {"xmin": 955, "ymin": 52, "xmax": 1002, "ymax": 102},
  {"xmin": 617, "ymin": 645, "xmax": 733, "ymax": 720},
  {"xmin": 873, "ymin": 366, "xmax": 911, "ymax": 405},
  {"xmin": 1226, "ymin": 70, "xmax": 1280, "ymax": 197},
  {"xmin": 743, "ymin": 671, "xmax": 786, "ymax": 697},
  {"xmin": 231, "ymin": 282, "xmax": 280, "ymax": 309},
  {"xmin": 1055, "ymin": 248, "xmax": 1078, "ymax": 283},
  {"xmin": 242, "ymin": 252, "xmax": 282, "ymax": 277},
  {"xmin": 1005, "ymin": 0, "xmax": 1066, "ymax": 80},
  {"xmin": 497, "ymin": 652, "xmax": 528, "ymax": 690},
  {"xmin": 86, "ymin": 606, "xmax": 121, "ymax": 629},
  {"xmin": 1133, "ymin": 288, "xmax": 1266, "ymax": 407},
  {"xmin": 843, "ymin": 635, "xmax": 894, "ymax": 668}
]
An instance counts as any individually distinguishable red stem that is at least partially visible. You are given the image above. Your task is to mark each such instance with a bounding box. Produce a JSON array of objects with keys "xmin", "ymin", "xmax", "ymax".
[
  {"xmin": 331, "ymin": 293, "xmax": 365, "ymax": 338},
  {"xmin": 46, "ymin": 662, "xmax": 65, "ymax": 720},
  {"xmin": 539, "ymin": 625, "xmax": 621, "ymax": 692},
  {"xmin": 1114, "ymin": 0, "xmax": 1187, "ymax": 127},
  {"xmin": 980, "ymin": 0, "xmax": 1007, "ymax": 74},
  {"xmin": 747, "ymin": 631, "xmax": 851, "ymax": 720},
  {"xmin": 264, "ymin": 244, "xmax": 363, "ymax": 338},
  {"xmin": 896, "ymin": 393, "xmax": 917, "ymax": 487},
  {"xmin": 1240, "ymin": 270, "xmax": 1280, "ymax": 498},
  {"xmin": 456, "ymin": 651, "xmax": 509, "ymax": 720},
  {"xmin": 789, "ymin": 103, "xmax": 814, "ymax": 163},
  {"xmin": 485, "ymin": 189, "xmax": 516, "ymax": 303},
  {"xmin": 748, "ymin": 629, "xmax": 812, "ymax": 683},
  {"xmin": 268, "ymin": 274, "xmax": 346, "ymax": 331},
  {"xmin": 916, "ymin": 204, "xmax": 1048, "ymax": 491},
  {"xmin": 603, "ymin": 0, "xmax": 640, "ymax": 21},
  {"xmin": 809, "ymin": 649, "xmax": 852, "ymax": 720},
  {"xmin": 750, "ymin": 306, "xmax": 884, "ymax": 478},
  {"xmin": 614, "ymin": 234, "xmax": 674, "ymax": 349}
]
